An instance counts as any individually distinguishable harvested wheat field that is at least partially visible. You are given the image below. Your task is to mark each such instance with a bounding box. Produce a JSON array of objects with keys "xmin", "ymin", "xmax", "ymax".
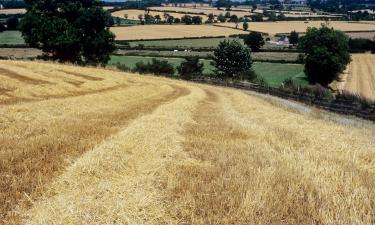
[
  {"xmin": 111, "ymin": 24, "xmax": 248, "ymax": 40},
  {"xmin": 1, "ymin": 60, "xmax": 375, "ymax": 225},
  {"xmin": 111, "ymin": 9, "xmax": 208, "ymax": 20},
  {"xmin": 0, "ymin": 8, "xmax": 26, "ymax": 14},
  {"xmin": 343, "ymin": 54, "xmax": 375, "ymax": 100},
  {"xmin": 216, "ymin": 21, "xmax": 375, "ymax": 34},
  {"xmin": 149, "ymin": 6, "xmax": 253, "ymax": 17}
]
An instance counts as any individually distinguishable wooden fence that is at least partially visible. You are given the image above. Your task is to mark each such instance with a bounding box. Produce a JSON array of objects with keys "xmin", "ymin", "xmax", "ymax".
[{"xmin": 191, "ymin": 78, "xmax": 375, "ymax": 122}]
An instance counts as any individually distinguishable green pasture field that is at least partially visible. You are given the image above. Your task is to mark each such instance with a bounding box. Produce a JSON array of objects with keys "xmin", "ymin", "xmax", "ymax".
[
  {"xmin": 0, "ymin": 31, "xmax": 25, "ymax": 45},
  {"xmin": 128, "ymin": 37, "xmax": 243, "ymax": 48},
  {"xmin": 109, "ymin": 55, "xmax": 307, "ymax": 87}
]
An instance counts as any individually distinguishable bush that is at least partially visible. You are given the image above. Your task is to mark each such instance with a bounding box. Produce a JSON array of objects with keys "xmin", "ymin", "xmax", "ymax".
[
  {"xmin": 296, "ymin": 53, "xmax": 305, "ymax": 64},
  {"xmin": 177, "ymin": 56, "xmax": 203, "ymax": 80},
  {"xmin": 181, "ymin": 15, "xmax": 192, "ymax": 25},
  {"xmin": 6, "ymin": 16, "xmax": 19, "ymax": 30},
  {"xmin": 348, "ymin": 38, "xmax": 373, "ymax": 53},
  {"xmin": 0, "ymin": 23, "xmax": 5, "ymax": 32},
  {"xmin": 243, "ymin": 22, "xmax": 248, "ymax": 31},
  {"xmin": 133, "ymin": 58, "xmax": 175, "ymax": 76},
  {"xmin": 116, "ymin": 63, "xmax": 131, "ymax": 72},
  {"xmin": 192, "ymin": 16, "xmax": 202, "ymax": 24}
]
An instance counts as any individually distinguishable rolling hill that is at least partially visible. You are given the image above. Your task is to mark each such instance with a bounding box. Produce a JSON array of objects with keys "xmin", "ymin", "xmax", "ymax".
[{"xmin": 0, "ymin": 60, "xmax": 374, "ymax": 224}]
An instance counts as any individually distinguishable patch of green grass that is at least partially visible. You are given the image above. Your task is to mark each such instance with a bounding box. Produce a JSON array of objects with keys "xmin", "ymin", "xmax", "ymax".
[
  {"xmin": 252, "ymin": 62, "xmax": 307, "ymax": 87},
  {"xmin": 129, "ymin": 37, "xmax": 243, "ymax": 48},
  {"xmin": 109, "ymin": 55, "xmax": 213, "ymax": 74},
  {"xmin": 0, "ymin": 31, "xmax": 25, "ymax": 45},
  {"xmin": 109, "ymin": 55, "xmax": 307, "ymax": 87}
]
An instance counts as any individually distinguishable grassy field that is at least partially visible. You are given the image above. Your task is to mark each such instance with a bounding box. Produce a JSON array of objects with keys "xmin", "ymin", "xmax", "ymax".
[
  {"xmin": 110, "ymin": 25, "xmax": 248, "ymax": 40},
  {"xmin": 343, "ymin": 54, "xmax": 375, "ymax": 100},
  {"xmin": 110, "ymin": 55, "xmax": 214, "ymax": 75},
  {"xmin": 0, "ymin": 60, "xmax": 374, "ymax": 224},
  {"xmin": 0, "ymin": 31, "xmax": 25, "ymax": 45},
  {"xmin": 109, "ymin": 55, "xmax": 306, "ymax": 86},
  {"xmin": 129, "ymin": 37, "xmax": 243, "ymax": 48},
  {"xmin": 216, "ymin": 21, "xmax": 375, "ymax": 34}
]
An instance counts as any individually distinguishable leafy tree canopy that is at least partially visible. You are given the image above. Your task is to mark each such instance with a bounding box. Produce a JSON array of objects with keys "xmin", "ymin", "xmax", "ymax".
[
  {"xmin": 243, "ymin": 31, "xmax": 265, "ymax": 52},
  {"xmin": 299, "ymin": 25, "xmax": 351, "ymax": 86},
  {"xmin": 289, "ymin": 30, "xmax": 299, "ymax": 46},
  {"xmin": 212, "ymin": 39, "xmax": 253, "ymax": 80},
  {"xmin": 20, "ymin": 0, "xmax": 115, "ymax": 65}
]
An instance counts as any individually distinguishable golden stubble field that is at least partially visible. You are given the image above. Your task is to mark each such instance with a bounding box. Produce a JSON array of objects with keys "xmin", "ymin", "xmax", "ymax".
[
  {"xmin": 111, "ymin": 9, "xmax": 208, "ymax": 20},
  {"xmin": 0, "ymin": 60, "xmax": 374, "ymax": 225},
  {"xmin": 216, "ymin": 21, "xmax": 375, "ymax": 34},
  {"xmin": 111, "ymin": 24, "xmax": 248, "ymax": 40},
  {"xmin": 149, "ymin": 6, "xmax": 253, "ymax": 17},
  {"xmin": 342, "ymin": 54, "xmax": 375, "ymax": 100},
  {"xmin": 0, "ymin": 8, "xmax": 26, "ymax": 14}
]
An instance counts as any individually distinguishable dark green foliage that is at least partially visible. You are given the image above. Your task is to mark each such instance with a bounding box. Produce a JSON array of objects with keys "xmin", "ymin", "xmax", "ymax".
[
  {"xmin": 6, "ymin": 17, "xmax": 19, "ymax": 30},
  {"xmin": 218, "ymin": 14, "xmax": 226, "ymax": 22},
  {"xmin": 134, "ymin": 58, "xmax": 175, "ymax": 76},
  {"xmin": 243, "ymin": 32, "xmax": 265, "ymax": 52},
  {"xmin": 116, "ymin": 63, "xmax": 131, "ymax": 72},
  {"xmin": 211, "ymin": 40, "xmax": 253, "ymax": 79},
  {"xmin": 207, "ymin": 13, "xmax": 214, "ymax": 23},
  {"xmin": 243, "ymin": 21, "xmax": 248, "ymax": 31},
  {"xmin": 348, "ymin": 38, "xmax": 374, "ymax": 52},
  {"xmin": 192, "ymin": 16, "xmax": 202, "ymax": 24},
  {"xmin": 216, "ymin": 0, "xmax": 231, "ymax": 8},
  {"xmin": 277, "ymin": 13, "xmax": 286, "ymax": 21},
  {"xmin": 167, "ymin": 16, "xmax": 174, "ymax": 24},
  {"xmin": 289, "ymin": 31, "xmax": 299, "ymax": 46},
  {"xmin": 250, "ymin": 14, "xmax": 263, "ymax": 22},
  {"xmin": 299, "ymin": 25, "xmax": 351, "ymax": 86},
  {"xmin": 229, "ymin": 15, "xmax": 238, "ymax": 23},
  {"xmin": 181, "ymin": 15, "xmax": 192, "ymax": 25},
  {"xmin": 0, "ymin": 0, "xmax": 27, "ymax": 9},
  {"xmin": 177, "ymin": 56, "xmax": 203, "ymax": 80},
  {"xmin": 174, "ymin": 17, "xmax": 181, "ymax": 23},
  {"xmin": 20, "ymin": 0, "xmax": 115, "ymax": 65},
  {"xmin": 0, "ymin": 23, "xmax": 5, "ymax": 32}
]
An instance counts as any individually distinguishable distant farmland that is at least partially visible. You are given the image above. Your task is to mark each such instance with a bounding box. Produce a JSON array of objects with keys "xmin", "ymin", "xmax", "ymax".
[
  {"xmin": 110, "ymin": 25, "xmax": 248, "ymax": 40},
  {"xmin": 112, "ymin": 9, "xmax": 208, "ymax": 20},
  {"xmin": 216, "ymin": 21, "xmax": 375, "ymax": 35},
  {"xmin": 149, "ymin": 6, "xmax": 253, "ymax": 17}
]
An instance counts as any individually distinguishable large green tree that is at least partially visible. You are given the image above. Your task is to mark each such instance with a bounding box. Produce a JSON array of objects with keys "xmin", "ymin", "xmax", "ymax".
[
  {"xmin": 244, "ymin": 31, "xmax": 265, "ymax": 52},
  {"xmin": 299, "ymin": 25, "xmax": 351, "ymax": 86},
  {"xmin": 212, "ymin": 40, "xmax": 254, "ymax": 80},
  {"xmin": 20, "ymin": 0, "xmax": 115, "ymax": 65}
]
